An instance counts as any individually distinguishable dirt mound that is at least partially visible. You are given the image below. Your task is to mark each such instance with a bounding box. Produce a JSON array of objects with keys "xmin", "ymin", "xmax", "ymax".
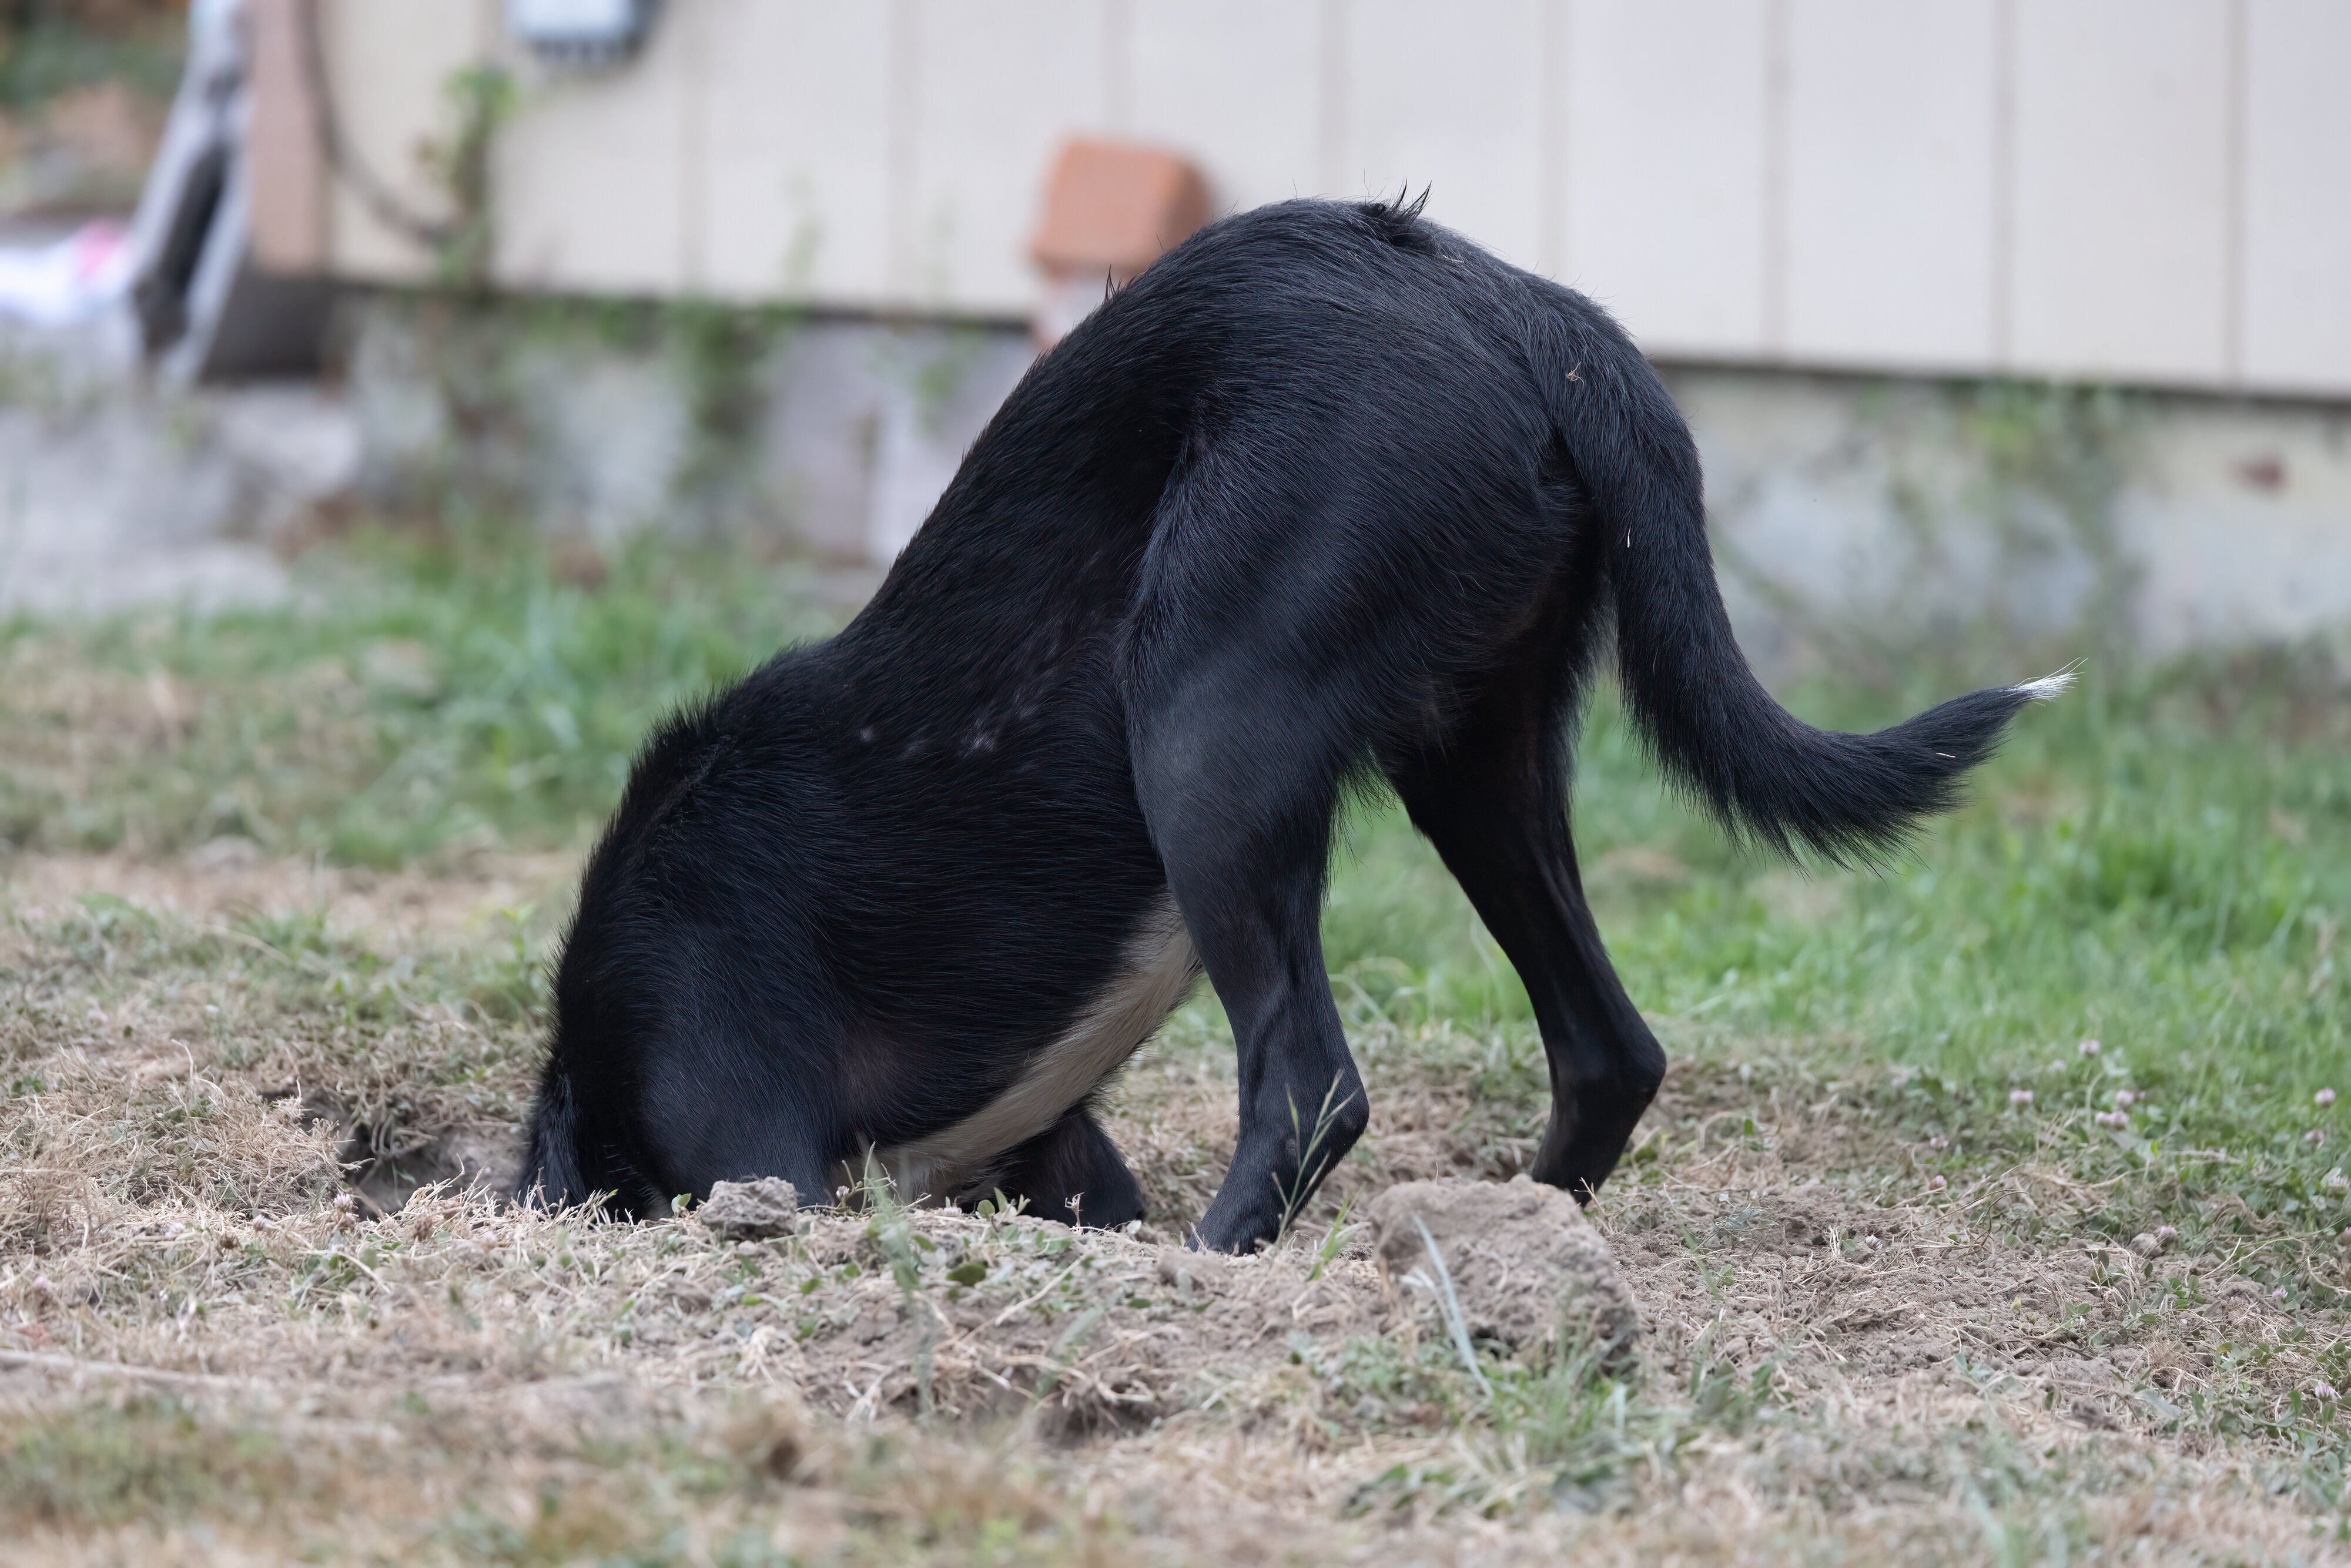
[
  {"xmin": 701, "ymin": 1177, "xmax": 801, "ymax": 1240},
  {"xmin": 1368, "ymin": 1174, "xmax": 1639, "ymax": 1351}
]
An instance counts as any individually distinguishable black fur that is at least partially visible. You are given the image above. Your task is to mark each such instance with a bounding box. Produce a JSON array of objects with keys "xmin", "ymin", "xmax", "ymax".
[{"xmin": 518, "ymin": 198, "xmax": 2044, "ymax": 1252}]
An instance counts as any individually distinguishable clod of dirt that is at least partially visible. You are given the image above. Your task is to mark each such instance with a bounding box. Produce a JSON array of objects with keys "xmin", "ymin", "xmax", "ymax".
[
  {"xmin": 699, "ymin": 1177, "xmax": 802, "ymax": 1241},
  {"xmin": 1369, "ymin": 1174, "xmax": 1639, "ymax": 1351},
  {"xmin": 1153, "ymin": 1247, "xmax": 1230, "ymax": 1296}
]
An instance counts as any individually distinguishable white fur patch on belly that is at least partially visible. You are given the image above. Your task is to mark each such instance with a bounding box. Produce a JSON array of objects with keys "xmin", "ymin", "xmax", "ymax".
[{"xmin": 876, "ymin": 894, "xmax": 1196, "ymax": 1202}]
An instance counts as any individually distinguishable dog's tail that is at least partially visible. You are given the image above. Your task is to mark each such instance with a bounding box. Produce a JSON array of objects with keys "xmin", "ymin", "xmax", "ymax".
[{"xmin": 1532, "ymin": 284, "xmax": 2068, "ymax": 862}]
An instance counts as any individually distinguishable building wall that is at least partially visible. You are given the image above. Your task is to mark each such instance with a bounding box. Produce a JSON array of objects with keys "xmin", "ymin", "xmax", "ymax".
[
  {"xmin": 324, "ymin": 300, "xmax": 2351, "ymax": 661},
  {"xmin": 313, "ymin": 0, "xmax": 2351, "ymax": 398}
]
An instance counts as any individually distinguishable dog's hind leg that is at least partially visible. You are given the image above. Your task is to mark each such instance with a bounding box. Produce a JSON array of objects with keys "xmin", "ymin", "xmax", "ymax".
[
  {"xmin": 1127, "ymin": 667, "xmax": 1367, "ymax": 1255},
  {"xmin": 1391, "ymin": 711, "xmax": 1666, "ymax": 1202},
  {"xmin": 969, "ymin": 1105, "xmax": 1146, "ymax": 1230}
]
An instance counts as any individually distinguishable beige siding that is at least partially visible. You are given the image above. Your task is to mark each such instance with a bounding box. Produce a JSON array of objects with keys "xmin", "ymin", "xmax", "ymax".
[
  {"xmin": 1562, "ymin": 0, "xmax": 1773, "ymax": 359},
  {"xmin": 1345, "ymin": 0, "xmax": 1546, "ymax": 269},
  {"xmin": 315, "ymin": 0, "xmax": 2351, "ymax": 397},
  {"xmin": 1783, "ymin": 0, "xmax": 1998, "ymax": 372},
  {"xmin": 2242, "ymin": 0, "xmax": 2351, "ymax": 394},
  {"xmin": 1126, "ymin": 1, "xmax": 1325, "ymax": 216},
  {"xmin": 494, "ymin": 2, "xmax": 699, "ymax": 296},
  {"xmin": 698, "ymin": 2, "xmax": 895, "ymax": 306},
  {"xmin": 320, "ymin": 0, "xmax": 487, "ymax": 283},
  {"xmin": 910, "ymin": 1, "xmax": 1108, "ymax": 313},
  {"xmin": 2010, "ymin": 0, "xmax": 2233, "ymax": 383}
]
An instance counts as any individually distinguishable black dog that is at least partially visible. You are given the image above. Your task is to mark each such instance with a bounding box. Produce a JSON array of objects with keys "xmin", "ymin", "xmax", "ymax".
[{"xmin": 518, "ymin": 197, "xmax": 2061, "ymax": 1252}]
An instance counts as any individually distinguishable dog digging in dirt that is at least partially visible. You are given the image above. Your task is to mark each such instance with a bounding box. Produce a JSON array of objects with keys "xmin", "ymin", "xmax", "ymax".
[{"xmin": 518, "ymin": 196, "xmax": 2065, "ymax": 1254}]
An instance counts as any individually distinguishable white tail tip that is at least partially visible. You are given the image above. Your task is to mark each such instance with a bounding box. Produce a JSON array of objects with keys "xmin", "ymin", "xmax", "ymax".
[{"xmin": 2013, "ymin": 668, "xmax": 2078, "ymax": 703}]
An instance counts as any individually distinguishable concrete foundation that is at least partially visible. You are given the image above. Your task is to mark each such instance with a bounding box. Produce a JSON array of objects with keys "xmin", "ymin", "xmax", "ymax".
[
  {"xmin": 0, "ymin": 313, "xmax": 351, "ymax": 616},
  {"xmin": 5, "ymin": 293, "xmax": 2347, "ymax": 676},
  {"xmin": 1680, "ymin": 367, "xmax": 2351, "ymax": 669},
  {"xmin": 343, "ymin": 301, "xmax": 1036, "ymax": 564}
]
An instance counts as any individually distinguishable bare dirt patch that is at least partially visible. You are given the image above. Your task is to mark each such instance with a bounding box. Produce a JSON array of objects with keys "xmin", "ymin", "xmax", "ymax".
[{"xmin": 4, "ymin": 848, "xmax": 579, "ymax": 947}]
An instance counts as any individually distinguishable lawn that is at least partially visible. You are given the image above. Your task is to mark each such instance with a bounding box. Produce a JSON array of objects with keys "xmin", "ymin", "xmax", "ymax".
[{"xmin": 2, "ymin": 530, "xmax": 2347, "ymax": 1564}]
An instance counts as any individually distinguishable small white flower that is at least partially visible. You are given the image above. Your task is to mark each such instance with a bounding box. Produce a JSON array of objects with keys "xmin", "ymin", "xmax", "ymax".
[
  {"xmin": 333, "ymin": 1192, "xmax": 356, "ymax": 1212},
  {"xmin": 1926, "ymin": 1174, "xmax": 1948, "ymax": 1191},
  {"xmin": 2319, "ymin": 1088, "xmax": 2338, "ymax": 1107},
  {"xmin": 2315, "ymin": 1381, "xmax": 2340, "ymax": 1402},
  {"xmin": 2010, "ymin": 1089, "xmax": 2034, "ymax": 1107},
  {"xmin": 2096, "ymin": 1110, "xmax": 2131, "ymax": 1130},
  {"xmin": 2078, "ymin": 1038, "xmax": 2102, "ymax": 1057},
  {"xmin": 2326, "ymin": 1169, "xmax": 2350, "ymax": 1195},
  {"xmin": 2154, "ymin": 1225, "xmax": 2178, "ymax": 1243},
  {"xmin": 2114, "ymin": 1089, "xmax": 2136, "ymax": 1108},
  {"xmin": 1927, "ymin": 1134, "xmax": 1950, "ymax": 1150},
  {"xmin": 2274, "ymin": 1286, "xmax": 2290, "ymax": 1300},
  {"xmin": 2308, "ymin": 1129, "xmax": 2325, "ymax": 1144}
]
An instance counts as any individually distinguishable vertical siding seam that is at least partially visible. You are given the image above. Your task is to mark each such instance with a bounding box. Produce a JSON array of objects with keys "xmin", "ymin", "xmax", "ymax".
[
  {"xmin": 1990, "ymin": 0, "xmax": 2017, "ymax": 371},
  {"xmin": 1538, "ymin": 0, "xmax": 1566, "ymax": 279},
  {"xmin": 1319, "ymin": 0, "xmax": 1352, "ymax": 197},
  {"xmin": 1761, "ymin": 0, "xmax": 1790, "ymax": 357},
  {"xmin": 2222, "ymin": 0, "xmax": 2248, "ymax": 387},
  {"xmin": 678, "ymin": 0, "xmax": 707, "ymax": 294},
  {"xmin": 887, "ymin": 0, "xmax": 919, "ymax": 304},
  {"xmin": 1103, "ymin": 0, "xmax": 1132, "ymax": 133}
]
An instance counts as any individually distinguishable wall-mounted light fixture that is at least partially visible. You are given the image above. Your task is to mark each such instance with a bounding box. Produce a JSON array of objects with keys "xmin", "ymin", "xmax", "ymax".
[{"xmin": 507, "ymin": 0, "xmax": 658, "ymax": 66}]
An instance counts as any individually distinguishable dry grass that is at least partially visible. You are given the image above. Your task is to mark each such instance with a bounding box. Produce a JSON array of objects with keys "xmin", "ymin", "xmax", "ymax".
[{"xmin": 4, "ymin": 855, "xmax": 2349, "ymax": 1565}]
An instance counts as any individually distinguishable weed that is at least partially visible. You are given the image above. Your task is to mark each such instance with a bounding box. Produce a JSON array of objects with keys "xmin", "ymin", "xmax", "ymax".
[
  {"xmin": 1405, "ymin": 1214, "xmax": 1489, "ymax": 1398},
  {"xmin": 1271, "ymin": 1071, "xmax": 1361, "ymax": 1241}
]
